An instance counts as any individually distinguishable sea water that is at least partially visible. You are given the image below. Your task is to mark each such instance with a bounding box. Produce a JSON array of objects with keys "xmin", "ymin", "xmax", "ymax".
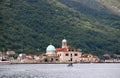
[{"xmin": 0, "ymin": 63, "xmax": 120, "ymax": 78}]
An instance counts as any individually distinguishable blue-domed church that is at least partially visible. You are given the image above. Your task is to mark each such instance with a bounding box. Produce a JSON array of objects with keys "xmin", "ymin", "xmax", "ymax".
[
  {"xmin": 38, "ymin": 39, "xmax": 99, "ymax": 63},
  {"xmin": 41, "ymin": 39, "xmax": 82, "ymax": 63},
  {"xmin": 46, "ymin": 45, "xmax": 56, "ymax": 56}
]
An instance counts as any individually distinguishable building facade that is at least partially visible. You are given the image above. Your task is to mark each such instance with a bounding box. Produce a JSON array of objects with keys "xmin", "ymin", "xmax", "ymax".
[
  {"xmin": 45, "ymin": 39, "xmax": 82, "ymax": 63},
  {"xmin": 78, "ymin": 54, "xmax": 100, "ymax": 63}
]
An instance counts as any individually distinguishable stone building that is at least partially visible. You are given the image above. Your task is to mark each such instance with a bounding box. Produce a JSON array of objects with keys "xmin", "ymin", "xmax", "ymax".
[
  {"xmin": 44, "ymin": 44, "xmax": 59, "ymax": 63},
  {"xmin": 42, "ymin": 39, "xmax": 82, "ymax": 63},
  {"xmin": 6, "ymin": 50, "xmax": 16, "ymax": 55},
  {"xmin": 56, "ymin": 39, "xmax": 82, "ymax": 63},
  {"xmin": 78, "ymin": 54, "xmax": 100, "ymax": 63}
]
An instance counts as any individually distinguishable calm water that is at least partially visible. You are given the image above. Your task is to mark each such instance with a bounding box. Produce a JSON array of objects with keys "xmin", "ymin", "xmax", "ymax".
[{"xmin": 0, "ymin": 63, "xmax": 120, "ymax": 78}]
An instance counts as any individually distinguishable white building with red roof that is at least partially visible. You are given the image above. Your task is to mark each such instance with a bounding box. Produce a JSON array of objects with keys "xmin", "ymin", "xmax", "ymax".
[
  {"xmin": 39, "ymin": 39, "xmax": 82, "ymax": 63},
  {"xmin": 55, "ymin": 39, "xmax": 82, "ymax": 63},
  {"xmin": 78, "ymin": 54, "xmax": 100, "ymax": 63},
  {"xmin": 38, "ymin": 39, "xmax": 100, "ymax": 63},
  {"xmin": 6, "ymin": 50, "xmax": 16, "ymax": 55}
]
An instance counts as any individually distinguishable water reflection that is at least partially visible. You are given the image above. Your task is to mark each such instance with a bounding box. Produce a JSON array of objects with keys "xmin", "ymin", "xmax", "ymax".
[{"xmin": 0, "ymin": 64, "xmax": 120, "ymax": 78}]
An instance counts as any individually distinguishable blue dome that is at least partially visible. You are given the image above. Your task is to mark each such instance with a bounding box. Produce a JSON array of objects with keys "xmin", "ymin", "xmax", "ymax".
[{"xmin": 46, "ymin": 45, "xmax": 55, "ymax": 51}]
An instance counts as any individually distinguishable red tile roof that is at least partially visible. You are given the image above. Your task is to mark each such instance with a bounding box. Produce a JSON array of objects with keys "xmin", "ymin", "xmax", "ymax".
[
  {"xmin": 93, "ymin": 56, "xmax": 98, "ymax": 58},
  {"xmin": 80, "ymin": 54, "xmax": 99, "ymax": 58},
  {"xmin": 56, "ymin": 48, "xmax": 67, "ymax": 52},
  {"xmin": 80, "ymin": 54, "xmax": 92, "ymax": 58}
]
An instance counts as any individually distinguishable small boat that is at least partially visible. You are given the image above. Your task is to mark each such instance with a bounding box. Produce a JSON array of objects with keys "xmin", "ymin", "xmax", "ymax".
[
  {"xmin": 68, "ymin": 63, "xmax": 73, "ymax": 67},
  {"xmin": 0, "ymin": 60, "xmax": 10, "ymax": 64}
]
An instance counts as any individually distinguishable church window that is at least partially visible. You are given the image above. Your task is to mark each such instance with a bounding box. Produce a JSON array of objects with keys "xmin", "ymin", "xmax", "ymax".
[
  {"xmin": 56, "ymin": 59, "xmax": 58, "ymax": 61},
  {"xmin": 75, "ymin": 54, "xmax": 78, "ymax": 56},
  {"xmin": 66, "ymin": 53, "xmax": 69, "ymax": 56},
  {"xmin": 51, "ymin": 58, "xmax": 53, "ymax": 62},
  {"xmin": 71, "ymin": 54, "xmax": 72, "ymax": 57}
]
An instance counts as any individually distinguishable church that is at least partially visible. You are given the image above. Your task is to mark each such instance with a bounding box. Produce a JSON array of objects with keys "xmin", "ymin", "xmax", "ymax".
[{"xmin": 44, "ymin": 39, "xmax": 82, "ymax": 63}]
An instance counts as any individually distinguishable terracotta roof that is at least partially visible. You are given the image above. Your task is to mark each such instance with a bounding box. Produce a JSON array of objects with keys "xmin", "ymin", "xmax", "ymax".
[
  {"xmin": 56, "ymin": 48, "xmax": 67, "ymax": 52},
  {"xmin": 80, "ymin": 54, "xmax": 92, "ymax": 58},
  {"xmin": 56, "ymin": 45, "xmax": 81, "ymax": 52},
  {"xmin": 67, "ymin": 46, "xmax": 75, "ymax": 50},
  {"xmin": 93, "ymin": 56, "xmax": 98, "ymax": 58},
  {"xmin": 80, "ymin": 54, "xmax": 99, "ymax": 59}
]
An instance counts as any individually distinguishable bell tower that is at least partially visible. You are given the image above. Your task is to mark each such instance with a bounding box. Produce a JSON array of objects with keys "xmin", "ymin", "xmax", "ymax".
[{"xmin": 62, "ymin": 39, "xmax": 67, "ymax": 48}]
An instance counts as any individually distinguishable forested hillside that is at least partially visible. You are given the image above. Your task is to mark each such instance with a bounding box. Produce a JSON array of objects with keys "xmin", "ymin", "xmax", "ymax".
[{"xmin": 0, "ymin": 0, "xmax": 120, "ymax": 58}]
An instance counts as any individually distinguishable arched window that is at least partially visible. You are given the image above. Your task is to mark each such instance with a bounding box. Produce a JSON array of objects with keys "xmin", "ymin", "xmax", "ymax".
[
  {"xmin": 75, "ymin": 54, "xmax": 78, "ymax": 56},
  {"xmin": 66, "ymin": 53, "xmax": 69, "ymax": 56}
]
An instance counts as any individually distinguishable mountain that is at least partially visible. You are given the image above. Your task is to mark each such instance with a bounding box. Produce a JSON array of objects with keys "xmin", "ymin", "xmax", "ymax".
[
  {"xmin": 59, "ymin": 0, "xmax": 120, "ymax": 15},
  {"xmin": 0, "ymin": 0, "xmax": 120, "ymax": 58},
  {"xmin": 58, "ymin": 0, "xmax": 120, "ymax": 27},
  {"xmin": 96, "ymin": 0, "xmax": 120, "ymax": 15}
]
